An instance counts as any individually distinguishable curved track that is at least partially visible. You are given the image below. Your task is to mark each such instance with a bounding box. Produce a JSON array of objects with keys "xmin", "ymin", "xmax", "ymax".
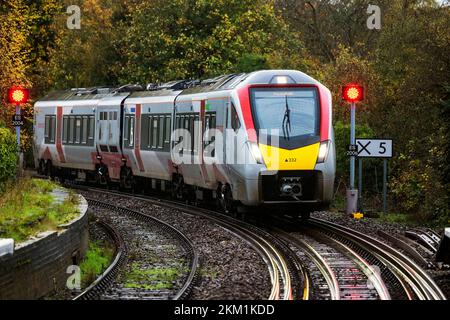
[
  {"xmin": 59, "ymin": 178, "xmax": 445, "ymax": 300},
  {"xmin": 308, "ymin": 217, "xmax": 446, "ymax": 300},
  {"xmin": 74, "ymin": 198, "xmax": 199, "ymax": 300},
  {"xmin": 69, "ymin": 185, "xmax": 302, "ymax": 300}
]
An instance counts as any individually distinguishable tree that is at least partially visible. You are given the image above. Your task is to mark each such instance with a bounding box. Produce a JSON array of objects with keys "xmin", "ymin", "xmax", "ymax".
[
  {"xmin": 43, "ymin": 0, "xmax": 124, "ymax": 89},
  {"xmin": 118, "ymin": 0, "xmax": 308, "ymax": 83}
]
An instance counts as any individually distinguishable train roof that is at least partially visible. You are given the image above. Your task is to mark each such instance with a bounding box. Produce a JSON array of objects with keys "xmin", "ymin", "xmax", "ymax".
[{"xmin": 36, "ymin": 70, "xmax": 320, "ymax": 103}]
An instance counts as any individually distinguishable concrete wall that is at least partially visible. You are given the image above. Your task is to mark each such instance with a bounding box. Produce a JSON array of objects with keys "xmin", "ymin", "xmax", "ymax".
[{"xmin": 0, "ymin": 195, "xmax": 88, "ymax": 300}]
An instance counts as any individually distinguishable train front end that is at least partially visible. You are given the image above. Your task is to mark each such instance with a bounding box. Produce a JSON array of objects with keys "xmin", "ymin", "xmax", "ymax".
[{"xmin": 233, "ymin": 70, "xmax": 335, "ymax": 212}]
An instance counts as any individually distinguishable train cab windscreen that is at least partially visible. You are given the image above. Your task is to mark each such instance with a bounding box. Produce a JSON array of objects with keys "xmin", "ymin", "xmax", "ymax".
[{"xmin": 250, "ymin": 87, "xmax": 320, "ymax": 148}]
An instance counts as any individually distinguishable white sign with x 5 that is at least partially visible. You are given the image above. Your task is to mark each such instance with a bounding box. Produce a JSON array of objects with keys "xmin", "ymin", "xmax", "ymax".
[{"xmin": 356, "ymin": 138, "xmax": 393, "ymax": 158}]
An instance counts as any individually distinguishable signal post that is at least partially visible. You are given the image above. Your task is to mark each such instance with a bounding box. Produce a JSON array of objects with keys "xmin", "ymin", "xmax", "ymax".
[
  {"xmin": 7, "ymin": 87, "xmax": 29, "ymax": 175},
  {"xmin": 342, "ymin": 84, "xmax": 364, "ymax": 215}
]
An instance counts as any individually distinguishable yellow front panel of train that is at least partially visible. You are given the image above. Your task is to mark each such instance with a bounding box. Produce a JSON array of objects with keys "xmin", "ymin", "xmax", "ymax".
[{"xmin": 259, "ymin": 143, "xmax": 320, "ymax": 170}]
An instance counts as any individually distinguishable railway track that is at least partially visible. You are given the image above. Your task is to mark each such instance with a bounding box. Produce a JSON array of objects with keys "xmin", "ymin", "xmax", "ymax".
[
  {"xmin": 255, "ymin": 213, "xmax": 446, "ymax": 301},
  {"xmin": 45, "ymin": 176, "xmax": 445, "ymax": 300},
  {"xmin": 274, "ymin": 228, "xmax": 388, "ymax": 300},
  {"xmin": 74, "ymin": 198, "xmax": 199, "ymax": 300},
  {"xmin": 307, "ymin": 217, "xmax": 446, "ymax": 300},
  {"xmin": 68, "ymin": 184, "xmax": 302, "ymax": 300}
]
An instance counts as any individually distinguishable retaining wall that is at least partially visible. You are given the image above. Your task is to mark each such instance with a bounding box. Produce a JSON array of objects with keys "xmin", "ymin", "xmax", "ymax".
[{"xmin": 0, "ymin": 194, "xmax": 89, "ymax": 299}]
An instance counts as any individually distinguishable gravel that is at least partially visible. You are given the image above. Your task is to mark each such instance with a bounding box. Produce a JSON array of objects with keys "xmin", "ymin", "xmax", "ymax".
[{"xmin": 80, "ymin": 190, "xmax": 272, "ymax": 300}]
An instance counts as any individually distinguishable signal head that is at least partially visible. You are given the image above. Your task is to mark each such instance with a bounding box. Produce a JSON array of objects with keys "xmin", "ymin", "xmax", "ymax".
[
  {"xmin": 342, "ymin": 84, "xmax": 364, "ymax": 103},
  {"xmin": 7, "ymin": 87, "xmax": 29, "ymax": 104}
]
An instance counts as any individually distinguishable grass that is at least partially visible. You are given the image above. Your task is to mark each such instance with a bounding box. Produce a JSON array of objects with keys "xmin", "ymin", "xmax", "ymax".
[
  {"xmin": 123, "ymin": 262, "xmax": 187, "ymax": 290},
  {"xmin": 377, "ymin": 212, "xmax": 415, "ymax": 225},
  {"xmin": 79, "ymin": 241, "xmax": 114, "ymax": 288},
  {"xmin": 0, "ymin": 178, "xmax": 80, "ymax": 242}
]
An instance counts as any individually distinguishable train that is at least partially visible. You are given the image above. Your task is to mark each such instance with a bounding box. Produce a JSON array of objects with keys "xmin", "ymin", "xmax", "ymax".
[{"xmin": 33, "ymin": 70, "xmax": 335, "ymax": 218}]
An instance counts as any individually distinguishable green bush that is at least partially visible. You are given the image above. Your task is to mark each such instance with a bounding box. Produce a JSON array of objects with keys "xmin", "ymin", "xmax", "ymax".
[
  {"xmin": 0, "ymin": 126, "xmax": 18, "ymax": 192},
  {"xmin": 390, "ymin": 140, "xmax": 449, "ymax": 224}
]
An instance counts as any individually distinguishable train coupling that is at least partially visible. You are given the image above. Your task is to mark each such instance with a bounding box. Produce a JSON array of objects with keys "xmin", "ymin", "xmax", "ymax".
[{"xmin": 280, "ymin": 177, "xmax": 302, "ymax": 198}]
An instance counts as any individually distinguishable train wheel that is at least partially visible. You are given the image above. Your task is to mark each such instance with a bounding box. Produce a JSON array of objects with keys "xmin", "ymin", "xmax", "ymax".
[
  {"xmin": 46, "ymin": 161, "xmax": 55, "ymax": 180},
  {"xmin": 171, "ymin": 175, "xmax": 185, "ymax": 200},
  {"xmin": 38, "ymin": 160, "xmax": 46, "ymax": 175},
  {"xmin": 120, "ymin": 166, "xmax": 134, "ymax": 190},
  {"xmin": 217, "ymin": 183, "xmax": 235, "ymax": 214},
  {"xmin": 96, "ymin": 165, "xmax": 110, "ymax": 187}
]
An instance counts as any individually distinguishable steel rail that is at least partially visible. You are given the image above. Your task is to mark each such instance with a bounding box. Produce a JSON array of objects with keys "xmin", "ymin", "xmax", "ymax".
[
  {"xmin": 69, "ymin": 185, "xmax": 295, "ymax": 300},
  {"xmin": 74, "ymin": 198, "xmax": 199, "ymax": 300},
  {"xmin": 309, "ymin": 218, "xmax": 446, "ymax": 300},
  {"xmin": 73, "ymin": 220, "xmax": 127, "ymax": 300}
]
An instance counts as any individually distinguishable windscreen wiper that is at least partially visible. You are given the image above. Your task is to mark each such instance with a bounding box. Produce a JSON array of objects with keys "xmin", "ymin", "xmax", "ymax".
[{"xmin": 282, "ymin": 95, "xmax": 291, "ymax": 140}]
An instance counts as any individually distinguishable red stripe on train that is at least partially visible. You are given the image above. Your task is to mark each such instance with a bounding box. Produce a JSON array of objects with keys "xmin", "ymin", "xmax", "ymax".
[
  {"xmin": 134, "ymin": 104, "xmax": 145, "ymax": 172},
  {"xmin": 56, "ymin": 107, "xmax": 66, "ymax": 163}
]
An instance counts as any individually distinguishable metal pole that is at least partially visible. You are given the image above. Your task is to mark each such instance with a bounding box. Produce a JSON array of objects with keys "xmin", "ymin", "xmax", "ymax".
[
  {"xmin": 15, "ymin": 104, "xmax": 20, "ymax": 148},
  {"xmin": 350, "ymin": 103, "xmax": 356, "ymax": 189},
  {"xmin": 358, "ymin": 157, "xmax": 363, "ymax": 211},
  {"xmin": 383, "ymin": 158, "xmax": 387, "ymax": 214},
  {"xmin": 15, "ymin": 104, "xmax": 23, "ymax": 176},
  {"xmin": 346, "ymin": 102, "xmax": 358, "ymax": 215}
]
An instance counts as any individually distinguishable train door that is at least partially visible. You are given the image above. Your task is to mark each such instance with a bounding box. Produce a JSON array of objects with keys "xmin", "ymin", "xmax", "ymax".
[{"xmin": 96, "ymin": 107, "xmax": 119, "ymax": 153}]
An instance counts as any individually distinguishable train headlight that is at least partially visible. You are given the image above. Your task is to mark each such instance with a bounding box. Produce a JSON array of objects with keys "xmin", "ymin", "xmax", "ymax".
[
  {"xmin": 317, "ymin": 141, "xmax": 330, "ymax": 163},
  {"xmin": 248, "ymin": 142, "xmax": 264, "ymax": 164}
]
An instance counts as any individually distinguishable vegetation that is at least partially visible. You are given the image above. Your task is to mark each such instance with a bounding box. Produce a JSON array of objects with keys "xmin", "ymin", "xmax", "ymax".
[
  {"xmin": 0, "ymin": 0, "xmax": 448, "ymax": 223},
  {"xmin": 0, "ymin": 178, "xmax": 80, "ymax": 241},
  {"xmin": 79, "ymin": 240, "xmax": 114, "ymax": 288},
  {"xmin": 123, "ymin": 262, "xmax": 186, "ymax": 290},
  {"xmin": 0, "ymin": 125, "xmax": 18, "ymax": 192}
]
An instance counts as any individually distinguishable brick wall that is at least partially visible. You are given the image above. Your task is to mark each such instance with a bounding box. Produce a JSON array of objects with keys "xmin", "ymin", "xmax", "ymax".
[{"xmin": 0, "ymin": 196, "xmax": 89, "ymax": 300}]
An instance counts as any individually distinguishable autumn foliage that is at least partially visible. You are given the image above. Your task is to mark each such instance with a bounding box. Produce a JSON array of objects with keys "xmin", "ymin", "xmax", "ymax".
[{"xmin": 0, "ymin": 0, "xmax": 448, "ymax": 222}]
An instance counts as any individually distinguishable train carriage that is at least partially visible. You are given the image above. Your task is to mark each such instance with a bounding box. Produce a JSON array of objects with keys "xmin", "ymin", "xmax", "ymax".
[{"xmin": 34, "ymin": 70, "xmax": 335, "ymax": 217}]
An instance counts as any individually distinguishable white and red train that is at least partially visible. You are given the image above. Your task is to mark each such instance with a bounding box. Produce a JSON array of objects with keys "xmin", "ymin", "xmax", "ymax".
[{"xmin": 34, "ymin": 70, "xmax": 335, "ymax": 216}]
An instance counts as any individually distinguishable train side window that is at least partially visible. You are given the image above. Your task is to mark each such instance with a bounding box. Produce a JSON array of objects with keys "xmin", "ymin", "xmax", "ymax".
[
  {"xmin": 143, "ymin": 115, "xmax": 150, "ymax": 149},
  {"xmin": 184, "ymin": 115, "xmax": 190, "ymax": 152},
  {"xmin": 189, "ymin": 115, "xmax": 195, "ymax": 154},
  {"xmin": 123, "ymin": 115, "xmax": 129, "ymax": 142},
  {"xmin": 62, "ymin": 116, "xmax": 68, "ymax": 144},
  {"xmin": 203, "ymin": 112, "xmax": 216, "ymax": 157},
  {"xmin": 45, "ymin": 115, "xmax": 56, "ymax": 144},
  {"xmin": 82, "ymin": 116, "xmax": 88, "ymax": 144},
  {"xmin": 69, "ymin": 117, "xmax": 75, "ymax": 144},
  {"xmin": 129, "ymin": 116, "xmax": 135, "ymax": 148},
  {"xmin": 75, "ymin": 117, "xmax": 81, "ymax": 144},
  {"xmin": 88, "ymin": 115, "xmax": 95, "ymax": 145},
  {"xmin": 231, "ymin": 103, "xmax": 241, "ymax": 132},
  {"xmin": 158, "ymin": 116, "xmax": 164, "ymax": 148},
  {"xmin": 164, "ymin": 116, "xmax": 171, "ymax": 145},
  {"xmin": 152, "ymin": 117, "xmax": 158, "ymax": 149},
  {"xmin": 45, "ymin": 117, "xmax": 49, "ymax": 138},
  {"xmin": 193, "ymin": 115, "xmax": 199, "ymax": 155},
  {"xmin": 211, "ymin": 113, "xmax": 216, "ymax": 129},
  {"xmin": 44, "ymin": 116, "xmax": 50, "ymax": 140}
]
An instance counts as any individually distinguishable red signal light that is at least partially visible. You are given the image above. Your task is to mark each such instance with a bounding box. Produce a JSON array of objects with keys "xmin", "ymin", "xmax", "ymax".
[
  {"xmin": 342, "ymin": 84, "xmax": 364, "ymax": 103},
  {"xmin": 7, "ymin": 87, "xmax": 29, "ymax": 104}
]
